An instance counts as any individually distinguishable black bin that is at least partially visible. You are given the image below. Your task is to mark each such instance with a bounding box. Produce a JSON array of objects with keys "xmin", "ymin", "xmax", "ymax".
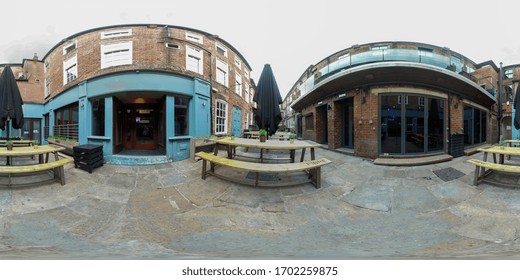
[{"xmin": 73, "ymin": 144, "xmax": 103, "ymax": 173}]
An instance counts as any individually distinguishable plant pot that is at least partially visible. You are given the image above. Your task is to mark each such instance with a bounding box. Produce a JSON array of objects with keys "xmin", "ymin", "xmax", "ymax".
[
  {"xmin": 259, "ymin": 136, "xmax": 266, "ymax": 142},
  {"xmin": 6, "ymin": 144, "xmax": 13, "ymax": 151},
  {"xmin": 290, "ymin": 139, "xmax": 294, "ymax": 144},
  {"xmin": 449, "ymin": 134, "xmax": 464, "ymax": 158}
]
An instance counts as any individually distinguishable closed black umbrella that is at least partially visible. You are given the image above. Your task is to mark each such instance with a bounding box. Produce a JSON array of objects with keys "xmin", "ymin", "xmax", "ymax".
[
  {"xmin": 514, "ymin": 83, "xmax": 520, "ymax": 130},
  {"xmin": 253, "ymin": 64, "xmax": 282, "ymax": 137},
  {"xmin": 0, "ymin": 66, "xmax": 24, "ymax": 137}
]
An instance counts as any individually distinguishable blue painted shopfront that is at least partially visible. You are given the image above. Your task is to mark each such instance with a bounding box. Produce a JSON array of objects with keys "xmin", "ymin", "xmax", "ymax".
[{"xmin": 28, "ymin": 71, "xmax": 211, "ymax": 165}]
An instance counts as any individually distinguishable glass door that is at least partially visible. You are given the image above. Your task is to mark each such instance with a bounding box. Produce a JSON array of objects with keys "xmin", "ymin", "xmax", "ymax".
[{"xmin": 380, "ymin": 95, "xmax": 402, "ymax": 154}]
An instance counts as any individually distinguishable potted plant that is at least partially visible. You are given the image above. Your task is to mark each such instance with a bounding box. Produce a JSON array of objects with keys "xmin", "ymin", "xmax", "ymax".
[
  {"xmin": 5, "ymin": 140, "xmax": 13, "ymax": 151},
  {"xmin": 229, "ymin": 132, "xmax": 235, "ymax": 140},
  {"xmin": 258, "ymin": 129, "xmax": 267, "ymax": 143},
  {"xmin": 289, "ymin": 132, "xmax": 296, "ymax": 144},
  {"xmin": 33, "ymin": 140, "xmax": 39, "ymax": 149}
]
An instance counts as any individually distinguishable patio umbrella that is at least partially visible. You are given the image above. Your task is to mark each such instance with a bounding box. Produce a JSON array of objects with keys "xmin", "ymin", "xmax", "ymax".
[
  {"xmin": 514, "ymin": 83, "xmax": 520, "ymax": 130},
  {"xmin": 0, "ymin": 66, "xmax": 24, "ymax": 138},
  {"xmin": 253, "ymin": 64, "xmax": 282, "ymax": 136}
]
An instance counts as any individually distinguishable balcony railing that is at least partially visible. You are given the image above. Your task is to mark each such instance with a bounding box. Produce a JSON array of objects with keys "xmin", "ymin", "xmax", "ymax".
[
  {"xmin": 52, "ymin": 124, "xmax": 79, "ymax": 140},
  {"xmin": 298, "ymin": 49, "xmax": 478, "ymax": 96}
]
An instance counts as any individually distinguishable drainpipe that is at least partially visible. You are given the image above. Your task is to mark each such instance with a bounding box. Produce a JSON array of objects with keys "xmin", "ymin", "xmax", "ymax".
[{"xmin": 498, "ymin": 62, "xmax": 503, "ymax": 142}]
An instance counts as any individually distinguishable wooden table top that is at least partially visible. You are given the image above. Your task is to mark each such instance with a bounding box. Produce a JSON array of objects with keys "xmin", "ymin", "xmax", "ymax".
[
  {"xmin": 478, "ymin": 146, "xmax": 520, "ymax": 156},
  {"xmin": 0, "ymin": 145, "xmax": 65, "ymax": 156},
  {"xmin": 215, "ymin": 137, "xmax": 318, "ymax": 150},
  {"xmin": 505, "ymin": 140, "xmax": 520, "ymax": 143}
]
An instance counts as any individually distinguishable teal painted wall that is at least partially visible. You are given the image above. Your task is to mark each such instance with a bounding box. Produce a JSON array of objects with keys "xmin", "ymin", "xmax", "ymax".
[{"xmin": 24, "ymin": 71, "xmax": 211, "ymax": 164}]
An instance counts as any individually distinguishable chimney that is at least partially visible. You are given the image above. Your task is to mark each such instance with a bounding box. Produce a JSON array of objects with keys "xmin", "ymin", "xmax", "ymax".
[{"xmin": 33, "ymin": 53, "xmax": 38, "ymax": 61}]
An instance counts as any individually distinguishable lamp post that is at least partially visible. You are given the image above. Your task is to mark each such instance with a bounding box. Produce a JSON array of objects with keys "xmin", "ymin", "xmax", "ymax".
[{"xmin": 498, "ymin": 62, "xmax": 503, "ymax": 142}]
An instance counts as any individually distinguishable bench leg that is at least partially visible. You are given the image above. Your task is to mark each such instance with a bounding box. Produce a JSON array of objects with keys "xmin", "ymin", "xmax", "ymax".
[
  {"xmin": 311, "ymin": 167, "xmax": 322, "ymax": 189},
  {"xmin": 473, "ymin": 165, "xmax": 480, "ymax": 186},
  {"xmin": 201, "ymin": 159, "xmax": 207, "ymax": 180},
  {"xmin": 59, "ymin": 166, "xmax": 66, "ymax": 185}
]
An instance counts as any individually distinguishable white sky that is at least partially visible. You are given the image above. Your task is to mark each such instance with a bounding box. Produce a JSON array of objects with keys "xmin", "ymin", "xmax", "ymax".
[{"xmin": 2, "ymin": 0, "xmax": 520, "ymax": 98}]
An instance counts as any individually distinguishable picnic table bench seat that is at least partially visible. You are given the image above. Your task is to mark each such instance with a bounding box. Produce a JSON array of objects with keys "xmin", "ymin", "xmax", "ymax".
[
  {"xmin": 0, "ymin": 158, "xmax": 73, "ymax": 187},
  {"xmin": 467, "ymin": 158, "xmax": 520, "ymax": 186},
  {"xmin": 196, "ymin": 151, "xmax": 331, "ymax": 188}
]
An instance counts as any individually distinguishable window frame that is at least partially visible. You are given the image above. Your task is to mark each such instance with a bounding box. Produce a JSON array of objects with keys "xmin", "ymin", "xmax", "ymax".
[
  {"xmin": 100, "ymin": 29, "xmax": 132, "ymax": 39},
  {"xmin": 216, "ymin": 42, "xmax": 228, "ymax": 57},
  {"xmin": 235, "ymin": 73, "xmax": 242, "ymax": 96},
  {"xmin": 100, "ymin": 41, "xmax": 133, "ymax": 69},
  {"xmin": 186, "ymin": 46, "xmax": 204, "ymax": 75},
  {"xmin": 62, "ymin": 40, "xmax": 77, "ymax": 55},
  {"xmin": 216, "ymin": 58, "xmax": 229, "ymax": 87},
  {"xmin": 63, "ymin": 55, "xmax": 78, "ymax": 85},
  {"xmin": 215, "ymin": 99, "xmax": 228, "ymax": 135},
  {"xmin": 185, "ymin": 32, "xmax": 203, "ymax": 44}
]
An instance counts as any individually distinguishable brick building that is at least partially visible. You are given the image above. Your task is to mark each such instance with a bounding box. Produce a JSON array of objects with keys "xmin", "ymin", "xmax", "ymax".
[
  {"xmin": 282, "ymin": 41, "xmax": 514, "ymax": 160},
  {"xmin": 0, "ymin": 24, "xmax": 255, "ymax": 164}
]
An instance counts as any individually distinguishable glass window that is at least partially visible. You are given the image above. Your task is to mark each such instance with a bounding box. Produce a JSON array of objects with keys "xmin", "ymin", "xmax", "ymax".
[
  {"xmin": 235, "ymin": 73, "xmax": 242, "ymax": 96},
  {"xmin": 91, "ymin": 98, "xmax": 105, "ymax": 136},
  {"xmin": 100, "ymin": 29, "xmax": 132, "ymax": 39},
  {"xmin": 216, "ymin": 43, "xmax": 227, "ymax": 57},
  {"xmin": 22, "ymin": 118, "xmax": 41, "ymax": 142},
  {"xmin": 186, "ymin": 46, "xmax": 203, "ymax": 74},
  {"xmin": 63, "ymin": 55, "xmax": 77, "ymax": 85},
  {"xmin": 463, "ymin": 105, "xmax": 487, "ymax": 146},
  {"xmin": 215, "ymin": 100, "xmax": 228, "ymax": 134},
  {"xmin": 305, "ymin": 114, "xmax": 314, "ymax": 130},
  {"xmin": 185, "ymin": 32, "xmax": 203, "ymax": 44},
  {"xmin": 101, "ymin": 41, "xmax": 133, "ymax": 68},
  {"xmin": 216, "ymin": 58, "xmax": 228, "ymax": 86},
  {"xmin": 505, "ymin": 69, "xmax": 513, "ymax": 79},
  {"xmin": 63, "ymin": 41, "xmax": 77, "ymax": 55},
  {"xmin": 174, "ymin": 96, "xmax": 190, "ymax": 136},
  {"xmin": 54, "ymin": 103, "xmax": 79, "ymax": 140}
]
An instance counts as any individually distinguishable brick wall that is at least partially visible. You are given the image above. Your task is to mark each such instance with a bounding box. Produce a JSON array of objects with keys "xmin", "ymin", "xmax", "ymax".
[{"xmin": 37, "ymin": 24, "xmax": 253, "ymax": 135}]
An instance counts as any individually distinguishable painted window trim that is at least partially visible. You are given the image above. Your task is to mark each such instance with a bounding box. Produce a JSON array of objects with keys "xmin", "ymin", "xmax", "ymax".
[
  {"xmin": 100, "ymin": 41, "xmax": 133, "ymax": 69},
  {"xmin": 62, "ymin": 40, "xmax": 77, "ymax": 55},
  {"xmin": 216, "ymin": 42, "xmax": 228, "ymax": 57},
  {"xmin": 63, "ymin": 55, "xmax": 78, "ymax": 85},
  {"xmin": 100, "ymin": 29, "xmax": 132, "ymax": 39},
  {"xmin": 185, "ymin": 32, "xmax": 203, "ymax": 44},
  {"xmin": 215, "ymin": 99, "xmax": 228, "ymax": 135},
  {"xmin": 186, "ymin": 46, "xmax": 204, "ymax": 75},
  {"xmin": 216, "ymin": 58, "xmax": 229, "ymax": 87},
  {"xmin": 235, "ymin": 73, "xmax": 242, "ymax": 96}
]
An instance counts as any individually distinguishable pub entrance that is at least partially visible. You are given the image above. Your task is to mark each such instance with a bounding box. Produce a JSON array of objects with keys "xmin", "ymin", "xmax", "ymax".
[{"xmin": 113, "ymin": 94, "xmax": 166, "ymax": 155}]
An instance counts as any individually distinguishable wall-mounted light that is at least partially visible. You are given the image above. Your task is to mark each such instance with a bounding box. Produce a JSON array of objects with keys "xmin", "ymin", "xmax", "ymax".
[{"xmin": 327, "ymin": 104, "xmax": 332, "ymax": 110}]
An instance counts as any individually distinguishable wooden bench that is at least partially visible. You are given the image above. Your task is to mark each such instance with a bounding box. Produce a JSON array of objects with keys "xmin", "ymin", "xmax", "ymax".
[
  {"xmin": 196, "ymin": 151, "xmax": 331, "ymax": 188},
  {"xmin": 0, "ymin": 158, "xmax": 73, "ymax": 187},
  {"xmin": 467, "ymin": 159, "xmax": 520, "ymax": 186}
]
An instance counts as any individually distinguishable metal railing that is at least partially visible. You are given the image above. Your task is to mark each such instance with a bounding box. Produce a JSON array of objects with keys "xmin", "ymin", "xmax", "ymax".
[
  {"xmin": 299, "ymin": 49, "xmax": 479, "ymax": 96},
  {"xmin": 52, "ymin": 124, "xmax": 79, "ymax": 140}
]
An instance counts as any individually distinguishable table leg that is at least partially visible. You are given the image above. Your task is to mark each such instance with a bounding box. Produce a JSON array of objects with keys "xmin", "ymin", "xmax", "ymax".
[
  {"xmin": 39, "ymin": 154, "xmax": 43, "ymax": 164},
  {"xmin": 300, "ymin": 148, "xmax": 306, "ymax": 162},
  {"xmin": 290, "ymin": 150, "xmax": 295, "ymax": 163},
  {"xmin": 481, "ymin": 152, "xmax": 488, "ymax": 176},
  {"xmin": 227, "ymin": 145, "xmax": 232, "ymax": 159},
  {"xmin": 500, "ymin": 154, "xmax": 505, "ymax": 164},
  {"xmin": 213, "ymin": 143, "xmax": 219, "ymax": 155},
  {"xmin": 311, "ymin": 148, "xmax": 315, "ymax": 160},
  {"xmin": 507, "ymin": 142, "xmax": 512, "ymax": 160},
  {"xmin": 260, "ymin": 149, "xmax": 264, "ymax": 163}
]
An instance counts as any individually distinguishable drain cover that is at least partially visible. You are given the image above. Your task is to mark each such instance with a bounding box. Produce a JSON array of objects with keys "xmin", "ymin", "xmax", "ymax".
[{"xmin": 433, "ymin": 167, "xmax": 465, "ymax": 182}]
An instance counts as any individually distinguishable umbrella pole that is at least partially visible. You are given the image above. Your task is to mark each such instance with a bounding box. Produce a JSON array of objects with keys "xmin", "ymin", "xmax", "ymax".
[{"xmin": 6, "ymin": 114, "xmax": 10, "ymax": 166}]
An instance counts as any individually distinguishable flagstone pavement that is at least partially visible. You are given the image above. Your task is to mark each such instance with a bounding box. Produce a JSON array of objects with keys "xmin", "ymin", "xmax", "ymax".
[{"xmin": 0, "ymin": 146, "xmax": 520, "ymax": 259}]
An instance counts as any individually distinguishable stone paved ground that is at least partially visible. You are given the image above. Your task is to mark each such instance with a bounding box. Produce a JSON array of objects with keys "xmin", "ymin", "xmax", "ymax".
[{"xmin": 0, "ymin": 147, "xmax": 520, "ymax": 259}]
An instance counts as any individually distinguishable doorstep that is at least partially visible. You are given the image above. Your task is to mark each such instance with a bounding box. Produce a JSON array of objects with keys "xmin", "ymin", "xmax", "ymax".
[{"xmin": 374, "ymin": 154, "xmax": 453, "ymax": 166}]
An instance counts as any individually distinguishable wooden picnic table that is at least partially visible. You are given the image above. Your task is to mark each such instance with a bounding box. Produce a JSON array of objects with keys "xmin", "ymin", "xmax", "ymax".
[
  {"xmin": 214, "ymin": 137, "xmax": 318, "ymax": 163},
  {"xmin": 0, "ymin": 145, "xmax": 65, "ymax": 165},
  {"xmin": 0, "ymin": 139, "xmax": 35, "ymax": 146},
  {"xmin": 478, "ymin": 146, "xmax": 520, "ymax": 165}
]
